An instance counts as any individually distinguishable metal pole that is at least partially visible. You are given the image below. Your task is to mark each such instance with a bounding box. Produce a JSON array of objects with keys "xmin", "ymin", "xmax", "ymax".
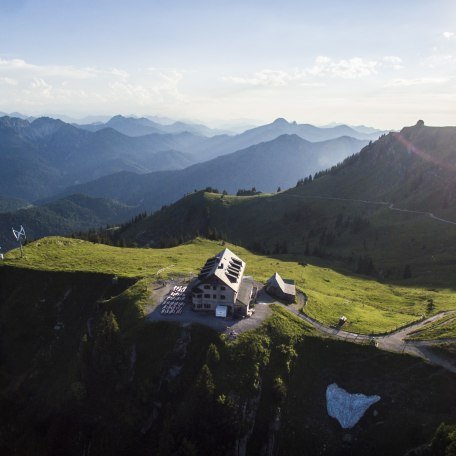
[{"xmin": 19, "ymin": 241, "xmax": 23, "ymax": 258}]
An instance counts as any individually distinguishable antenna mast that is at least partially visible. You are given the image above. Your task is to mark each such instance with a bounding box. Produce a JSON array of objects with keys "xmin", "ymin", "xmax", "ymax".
[{"xmin": 12, "ymin": 225, "xmax": 26, "ymax": 258}]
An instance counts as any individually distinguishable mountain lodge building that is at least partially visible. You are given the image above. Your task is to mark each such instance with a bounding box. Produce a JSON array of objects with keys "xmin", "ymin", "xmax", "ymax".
[{"xmin": 191, "ymin": 248, "xmax": 256, "ymax": 317}]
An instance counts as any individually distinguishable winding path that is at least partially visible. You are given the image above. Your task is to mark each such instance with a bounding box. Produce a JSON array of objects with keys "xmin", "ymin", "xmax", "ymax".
[
  {"xmin": 280, "ymin": 303, "xmax": 456, "ymax": 374},
  {"xmin": 285, "ymin": 194, "xmax": 456, "ymax": 226}
]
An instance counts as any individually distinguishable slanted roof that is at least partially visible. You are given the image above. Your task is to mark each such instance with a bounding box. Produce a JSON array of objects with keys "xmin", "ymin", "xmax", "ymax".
[
  {"xmin": 197, "ymin": 248, "xmax": 246, "ymax": 292},
  {"xmin": 268, "ymin": 272, "xmax": 296, "ymax": 296},
  {"xmin": 236, "ymin": 276, "xmax": 254, "ymax": 306}
]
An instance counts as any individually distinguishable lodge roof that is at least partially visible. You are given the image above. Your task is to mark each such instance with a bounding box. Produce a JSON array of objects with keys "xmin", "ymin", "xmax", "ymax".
[{"xmin": 197, "ymin": 248, "xmax": 246, "ymax": 292}]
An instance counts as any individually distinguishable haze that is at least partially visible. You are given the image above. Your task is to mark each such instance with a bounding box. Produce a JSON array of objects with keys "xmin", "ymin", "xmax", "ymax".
[{"xmin": 0, "ymin": 0, "xmax": 455, "ymax": 129}]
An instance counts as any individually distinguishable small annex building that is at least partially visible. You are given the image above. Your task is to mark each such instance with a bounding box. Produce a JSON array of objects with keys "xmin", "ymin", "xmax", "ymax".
[
  {"xmin": 191, "ymin": 248, "xmax": 256, "ymax": 317},
  {"xmin": 266, "ymin": 272, "xmax": 296, "ymax": 303}
]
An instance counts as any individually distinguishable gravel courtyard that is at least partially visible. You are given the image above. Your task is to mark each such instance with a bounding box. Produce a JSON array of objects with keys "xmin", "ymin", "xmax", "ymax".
[{"xmin": 146, "ymin": 280, "xmax": 272, "ymax": 335}]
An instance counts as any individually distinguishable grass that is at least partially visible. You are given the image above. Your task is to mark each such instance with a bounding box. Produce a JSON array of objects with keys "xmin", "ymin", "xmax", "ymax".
[
  {"xmin": 3, "ymin": 236, "xmax": 456, "ymax": 335},
  {"xmin": 405, "ymin": 314, "xmax": 456, "ymax": 340}
]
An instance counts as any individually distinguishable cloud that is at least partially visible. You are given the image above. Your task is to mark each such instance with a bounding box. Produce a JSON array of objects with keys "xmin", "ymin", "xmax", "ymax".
[
  {"xmin": 307, "ymin": 56, "xmax": 379, "ymax": 78},
  {"xmin": 224, "ymin": 56, "xmax": 381, "ymax": 88},
  {"xmin": 443, "ymin": 31, "xmax": 454, "ymax": 39},
  {"xmin": 385, "ymin": 77, "xmax": 448, "ymax": 87},
  {"xmin": 0, "ymin": 58, "xmax": 96, "ymax": 79},
  {"xmin": 224, "ymin": 70, "xmax": 300, "ymax": 87},
  {"xmin": 423, "ymin": 54, "xmax": 456, "ymax": 69},
  {"xmin": 0, "ymin": 57, "xmax": 188, "ymax": 112},
  {"xmin": 381, "ymin": 55, "xmax": 404, "ymax": 70},
  {"xmin": 0, "ymin": 76, "xmax": 17, "ymax": 85}
]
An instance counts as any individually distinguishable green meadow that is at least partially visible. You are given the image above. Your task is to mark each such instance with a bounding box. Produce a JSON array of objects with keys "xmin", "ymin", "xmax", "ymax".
[
  {"xmin": 406, "ymin": 313, "xmax": 456, "ymax": 340},
  {"xmin": 4, "ymin": 236, "xmax": 456, "ymax": 335}
]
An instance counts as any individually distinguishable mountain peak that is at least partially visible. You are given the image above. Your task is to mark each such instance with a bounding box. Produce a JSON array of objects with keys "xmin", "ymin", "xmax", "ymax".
[
  {"xmin": 108, "ymin": 115, "xmax": 127, "ymax": 122},
  {"xmin": 272, "ymin": 117, "xmax": 290, "ymax": 126}
]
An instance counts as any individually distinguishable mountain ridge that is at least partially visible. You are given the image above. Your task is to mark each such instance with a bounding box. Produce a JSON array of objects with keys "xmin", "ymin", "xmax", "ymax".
[{"xmin": 53, "ymin": 133, "xmax": 368, "ymax": 211}]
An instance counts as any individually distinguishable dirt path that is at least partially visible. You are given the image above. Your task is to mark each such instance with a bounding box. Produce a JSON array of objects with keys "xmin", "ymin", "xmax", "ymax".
[
  {"xmin": 281, "ymin": 304, "xmax": 456, "ymax": 374},
  {"xmin": 284, "ymin": 194, "xmax": 456, "ymax": 226}
]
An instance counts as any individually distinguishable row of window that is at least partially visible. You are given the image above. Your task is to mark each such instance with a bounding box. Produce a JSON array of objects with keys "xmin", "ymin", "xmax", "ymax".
[
  {"xmin": 196, "ymin": 303, "xmax": 212, "ymax": 309},
  {"xmin": 202, "ymin": 294, "xmax": 226, "ymax": 300},
  {"xmin": 203, "ymin": 284, "xmax": 226, "ymax": 291}
]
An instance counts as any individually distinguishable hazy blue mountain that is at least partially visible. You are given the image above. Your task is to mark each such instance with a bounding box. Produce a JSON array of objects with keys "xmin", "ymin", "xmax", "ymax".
[
  {"xmin": 57, "ymin": 134, "xmax": 368, "ymax": 212},
  {"xmin": 104, "ymin": 115, "xmax": 165, "ymax": 136},
  {"xmin": 0, "ymin": 116, "xmax": 197, "ymax": 200},
  {"xmin": 185, "ymin": 117, "xmax": 382, "ymax": 161},
  {"xmin": 321, "ymin": 122, "xmax": 389, "ymax": 136},
  {"xmin": 74, "ymin": 115, "xmax": 382, "ymax": 162},
  {"xmin": 76, "ymin": 115, "xmax": 231, "ymax": 137},
  {"xmin": 160, "ymin": 120, "xmax": 230, "ymax": 136}
]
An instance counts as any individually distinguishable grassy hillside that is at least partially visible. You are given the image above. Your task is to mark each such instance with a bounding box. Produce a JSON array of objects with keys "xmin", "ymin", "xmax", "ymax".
[
  {"xmin": 114, "ymin": 188, "xmax": 456, "ymax": 287},
  {"xmin": 0, "ymin": 262, "xmax": 454, "ymax": 455},
  {"xmin": 111, "ymin": 123, "xmax": 456, "ymax": 275},
  {"xmin": 406, "ymin": 314, "xmax": 456, "ymax": 340},
  {"xmin": 4, "ymin": 236, "xmax": 456, "ymax": 335}
]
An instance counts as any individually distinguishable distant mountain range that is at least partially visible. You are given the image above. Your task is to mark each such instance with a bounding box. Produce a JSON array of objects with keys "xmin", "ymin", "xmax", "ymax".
[
  {"xmin": 0, "ymin": 114, "xmax": 378, "ymax": 201},
  {"xmin": 75, "ymin": 115, "xmax": 231, "ymax": 137},
  {"xmin": 0, "ymin": 113, "xmax": 388, "ymax": 248},
  {"xmin": 0, "ymin": 116, "xmax": 198, "ymax": 200},
  {"xmin": 54, "ymin": 134, "xmax": 368, "ymax": 211}
]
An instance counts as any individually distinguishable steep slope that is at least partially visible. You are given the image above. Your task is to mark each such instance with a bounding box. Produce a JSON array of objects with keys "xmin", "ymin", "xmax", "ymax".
[
  {"xmin": 293, "ymin": 121, "xmax": 456, "ymax": 215},
  {"xmin": 57, "ymin": 134, "xmax": 368, "ymax": 211},
  {"xmin": 0, "ymin": 194, "xmax": 134, "ymax": 251}
]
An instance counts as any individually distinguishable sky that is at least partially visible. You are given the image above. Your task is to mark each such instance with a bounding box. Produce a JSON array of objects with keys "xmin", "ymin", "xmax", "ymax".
[{"xmin": 0, "ymin": 0, "xmax": 455, "ymax": 129}]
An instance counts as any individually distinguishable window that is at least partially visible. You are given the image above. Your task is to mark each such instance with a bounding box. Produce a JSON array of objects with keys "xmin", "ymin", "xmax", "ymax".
[
  {"xmin": 220, "ymin": 295, "xmax": 226, "ymax": 300},
  {"xmin": 197, "ymin": 294, "xmax": 202, "ymax": 298},
  {"xmin": 204, "ymin": 303, "xmax": 211, "ymax": 309},
  {"xmin": 196, "ymin": 304, "xmax": 202, "ymax": 309},
  {"xmin": 204, "ymin": 294, "xmax": 210, "ymax": 298},
  {"xmin": 213, "ymin": 294, "xmax": 217, "ymax": 299},
  {"xmin": 212, "ymin": 286, "xmax": 216, "ymax": 290},
  {"xmin": 221, "ymin": 286, "xmax": 226, "ymax": 290},
  {"xmin": 203, "ymin": 285, "xmax": 210, "ymax": 290}
]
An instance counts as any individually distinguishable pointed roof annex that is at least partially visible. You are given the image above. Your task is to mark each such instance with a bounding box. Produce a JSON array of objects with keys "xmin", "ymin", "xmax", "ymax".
[{"xmin": 268, "ymin": 271, "xmax": 296, "ymax": 296}]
